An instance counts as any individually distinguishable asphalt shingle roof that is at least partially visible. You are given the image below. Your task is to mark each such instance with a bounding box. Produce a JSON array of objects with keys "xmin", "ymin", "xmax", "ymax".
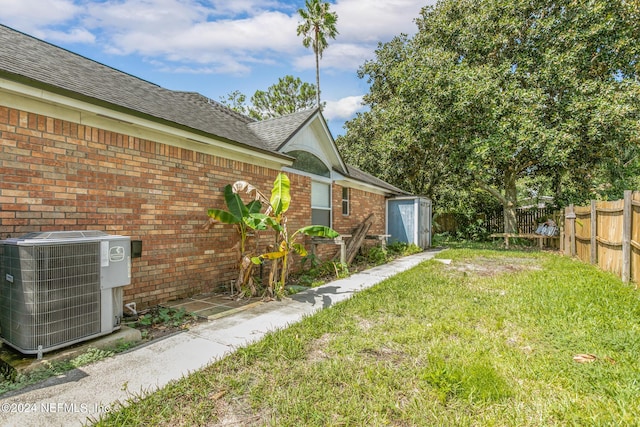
[
  {"xmin": 345, "ymin": 165, "xmax": 409, "ymax": 195},
  {"xmin": 248, "ymin": 108, "xmax": 317, "ymax": 151},
  {"xmin": 0, "ymin": 24, "xmax": 408, "ymax": 196},
  {"xmin": 0, "ymin": 24, "xmax": 269, "ymax": 151}
]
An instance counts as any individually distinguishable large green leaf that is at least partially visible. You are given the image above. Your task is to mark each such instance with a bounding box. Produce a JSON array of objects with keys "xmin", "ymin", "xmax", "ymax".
[
  {"xmin": 246, "ymin": 200, "xmax": 262, "ymax": 214},
  {"xmin": 207, "ymin": 208, "xmax": 239, "ymax": 225},
  {"xmin": 224, "ymin": 184, "xmax": 248, "ymax": 221},
  {"xmin": 244, "ymin": 213, "xmax": 271, "ymax": 230},
  {"xmin": 270, "ymin": 173, "xmax": 291, "ymax": 216},
  {"xmin": 297, "ymin": 225, "xmax": 340, "ymax": 238}
]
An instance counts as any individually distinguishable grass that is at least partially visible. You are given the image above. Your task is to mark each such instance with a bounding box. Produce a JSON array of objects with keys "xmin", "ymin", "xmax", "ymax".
[
  {"xmin": 93, "ymin": 247, "xmax": 640, "ymax": 426},
  {"xmin": 0, "ymin": 347, "xmax": 123, "ymax": 395}
]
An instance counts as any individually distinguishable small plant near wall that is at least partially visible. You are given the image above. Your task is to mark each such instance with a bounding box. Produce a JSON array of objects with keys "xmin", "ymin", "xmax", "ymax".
[
  {"xmin": 387, "ymin": 241, "xmax": 423, "ymax": 257},
  {"xmin": 294, "ymin": 256, "xmax": 350, "ymax": 288},
  {"xmin": 206, "ymin": 181, "xmax": 272, "ymax": 297},
  {"xmin": 207, "ymin": 172, "xmax": 338, "ymax": 300},
  {"xmin": 363, "ymin": 245, "xmax": 388, "ymax": 265},
  {"xmin": 250, "ymin": 173, "xmax": 339, "ymax": 299}
]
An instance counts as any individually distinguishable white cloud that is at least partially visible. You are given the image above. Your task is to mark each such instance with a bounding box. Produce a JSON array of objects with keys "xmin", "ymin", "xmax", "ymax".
[
  {"xmin": 84, "ymin": 0, "xmax": 208, "ymax": 33},
  {"xmin": 0, "ymin": 0, "xmax": 82, "ymax": 33},
  {"xmin": 151, "ymin": 60, "xmax": 252, "ymax": 75},
  {"xmin": 46, "ymin": 27, "xmax": 96, "ymax": 44},
  {"xmin": 205, "ymin": 0, "xmax": 292, "ymax": 17},
  {"xmin": 77, "ymin": 0, "xmax": 433, "ymax": 75},
  {"xmin": 333, "ymin": 0, "xmax": 429, "ymax": 42},
  {"xmin": 0, "ymin": 0, "xmax": 435, "ymax": 76},
  {"xmin": 293, "ymin": 42, "xmax": 375, "ymax": 72},
  {"xmin": 84, "ymin": 2, "xmax": 299, "ymax": 73},
  {"xmin": 323, "ymin": 95, "xmax": 365, "ymax": 121}
]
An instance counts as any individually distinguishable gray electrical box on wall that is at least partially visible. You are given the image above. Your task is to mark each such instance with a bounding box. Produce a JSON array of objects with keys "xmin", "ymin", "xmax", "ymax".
[{"xmin": 0, "ymin": 230, "xmax": 131, "ymax": 355}]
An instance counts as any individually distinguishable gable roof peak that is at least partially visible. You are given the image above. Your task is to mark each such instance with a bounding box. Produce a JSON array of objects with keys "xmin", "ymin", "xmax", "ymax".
[{"xmin": 247, "ymin": 108, "xmax": 319, "ymax": 151}]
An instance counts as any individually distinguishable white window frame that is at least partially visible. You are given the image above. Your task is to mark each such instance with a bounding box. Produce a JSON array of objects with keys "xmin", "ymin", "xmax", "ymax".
[
  {"xmin": 283, "ymin": 167, "xmax": 333, "ymax": 228},
  {"xmin": 342, "ymin": 187, "xmax": 350, "ymax": 216}
]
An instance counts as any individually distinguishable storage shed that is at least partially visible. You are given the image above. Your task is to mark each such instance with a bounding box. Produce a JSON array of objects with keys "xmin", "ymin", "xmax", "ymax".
[{"xmin": 386, "ymin": 197, "xmax": 432, "ymax": 248}]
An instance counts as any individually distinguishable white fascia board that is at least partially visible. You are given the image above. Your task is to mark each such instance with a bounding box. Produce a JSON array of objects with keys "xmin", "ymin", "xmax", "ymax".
[
  {"xmin": 314, "ymin": 114, "xmax": 348, "ymax": 173},
  {"xmin": 0, "ymin": 79, "xmax": 292, "ymax": 169},
  {"xmin": 333, "ymin": 173, "xmax": 390, "ymax": 197}
]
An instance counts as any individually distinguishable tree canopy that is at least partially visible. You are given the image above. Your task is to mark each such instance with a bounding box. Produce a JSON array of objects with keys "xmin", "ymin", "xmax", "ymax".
[
  {"xmin": 220, "ymin": 75, "xmax": 318, "ymax": 120},
  {"xmin": 336, "ymin": 0, "xmax": 640, "ymax": 232}
]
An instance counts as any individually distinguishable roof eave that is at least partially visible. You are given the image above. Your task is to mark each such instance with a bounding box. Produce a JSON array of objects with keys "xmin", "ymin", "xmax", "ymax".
[{"xmin": 0, "ymin": 70, "xmax": 291, "ymax": 162}]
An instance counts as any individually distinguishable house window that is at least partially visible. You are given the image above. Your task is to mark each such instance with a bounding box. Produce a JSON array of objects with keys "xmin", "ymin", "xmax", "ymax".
[
  {"xmin": 285, "ymin": 150, "xmax": 333, "ymax": 227},
  {"xmin": 286, "ymin": 150, "xmax": 330, "ymax": 177},
  {"xmin": 342, "ymin": 187, "xmax": 349, "ymax": 216},
  {"xmin": 311, "ymin": 180, "xmax": 331, "ymax": 227}
]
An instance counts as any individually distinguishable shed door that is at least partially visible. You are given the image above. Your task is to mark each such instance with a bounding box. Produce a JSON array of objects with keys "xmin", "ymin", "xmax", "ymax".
[
  {"xmin": 418, "ymin": 198, "xmax": 432, "ymax": 248},
  {"xmin": 387, "ymin": 199, "xmax": 416, "ymax": 244}
]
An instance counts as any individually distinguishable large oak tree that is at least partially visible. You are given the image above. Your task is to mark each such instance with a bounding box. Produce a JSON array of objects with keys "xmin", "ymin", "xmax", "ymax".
[{"xmin": 337, "ymin": 0, "xmax": 640, "ymax": 232}]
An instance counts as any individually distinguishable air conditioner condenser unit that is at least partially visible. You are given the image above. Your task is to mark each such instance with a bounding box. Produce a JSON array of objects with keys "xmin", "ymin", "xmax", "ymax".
[{"xmin": 0, "ymin": 231, "xmax": 131, "ymax": 355}]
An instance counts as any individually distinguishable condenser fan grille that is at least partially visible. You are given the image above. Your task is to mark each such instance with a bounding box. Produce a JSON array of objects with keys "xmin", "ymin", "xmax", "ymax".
[{"xmin": 0, "ymin": 242, "xmax": 101, "ymax": 352}]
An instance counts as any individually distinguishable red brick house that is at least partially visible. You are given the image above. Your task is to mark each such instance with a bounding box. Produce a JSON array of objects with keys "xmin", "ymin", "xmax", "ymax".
[{"xmin": 0, "ymin": 24, "xmax": 413, "ymax": 308}]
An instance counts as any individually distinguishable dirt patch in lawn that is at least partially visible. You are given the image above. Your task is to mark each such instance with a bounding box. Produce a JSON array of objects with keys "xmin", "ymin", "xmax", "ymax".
[
  {"xmin": 205, "ymin": 391, "xmax": 271, "ymax": 427},
  {"xmin": 445, "ymin": 256, "xmax": 542, "ymax": 277},
  {"xmin": 307, "ymin": 333, "xmax": 334, "ymax": 363}
]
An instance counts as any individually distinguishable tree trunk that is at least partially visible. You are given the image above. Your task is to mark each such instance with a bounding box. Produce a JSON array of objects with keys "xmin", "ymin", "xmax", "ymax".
[
  {"xmin": 314, "ymin": 27, "xmax": 321, "ymax": 107},
  {"xmin": 476, "ymin": 168, "xmax": 519, "ymax": 233},
  {"xmin": 315, "ymin": 59, "xmax": 321, "ymax": 107},
  {"xmin": 503, "ymin": 172, "xmax": 518, "ymax": 234}
]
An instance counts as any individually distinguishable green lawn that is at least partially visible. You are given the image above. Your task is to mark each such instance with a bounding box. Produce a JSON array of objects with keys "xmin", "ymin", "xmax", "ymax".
[{"xmin": 94, "ymin": 248, "xmax": 640, "ymax": 426}]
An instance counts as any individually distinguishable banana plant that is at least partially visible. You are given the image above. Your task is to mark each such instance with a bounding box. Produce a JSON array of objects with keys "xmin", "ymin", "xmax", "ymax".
[
  {"xmin": 206, "ymin": 183, "xmax": 270, "ymax": 296},
  {"xmin": 251, "ymin": 172, "xmax": 339, "ymax": 298}
]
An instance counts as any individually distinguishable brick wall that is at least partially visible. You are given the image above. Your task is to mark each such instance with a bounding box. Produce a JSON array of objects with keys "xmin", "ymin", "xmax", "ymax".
[
  {"xmin": 308, "ymin": 184, "xmax": 389, "ymax": 262},
  {"xmin": 0, "ymin": 105, "xmax": 389, "ymax": 307},
  {"xmin": 332, "ymin": 184, "xmax": 387, "ymax": 236},
  {"xmin": 0, "ymin": 105, "xmax": 312, "ymax": 307}
]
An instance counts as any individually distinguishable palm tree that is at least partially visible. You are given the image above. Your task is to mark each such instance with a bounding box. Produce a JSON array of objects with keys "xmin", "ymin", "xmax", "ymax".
[{"xmin": 296, "ymin": 0, "xmax": 338, "ymax": 108}]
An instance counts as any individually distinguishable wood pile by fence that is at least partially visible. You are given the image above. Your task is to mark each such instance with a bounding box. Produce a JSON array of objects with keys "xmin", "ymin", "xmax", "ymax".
[{"xmin": 563, "ymin": 190, "xmax": 639, "ymax": 284}]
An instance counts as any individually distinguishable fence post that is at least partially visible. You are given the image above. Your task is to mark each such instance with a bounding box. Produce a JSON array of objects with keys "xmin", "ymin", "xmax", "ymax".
[
  {"xmin": 558, "ymin": 209, "xmax": 565, "ymax": 252},
  {"xmin": 590, "ymin": 200, "xmax": 597, "ymax": 265},
  {"xmin": 565, "ymin": 204, "xmax": 576, "ymax": 257},
  {"xmin": 622, "ymin": 190, "xmax": 632, "ymax": 283}
]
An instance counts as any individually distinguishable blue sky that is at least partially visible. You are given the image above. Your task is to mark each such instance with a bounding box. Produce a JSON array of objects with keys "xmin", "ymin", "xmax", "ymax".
[{"xmin": 0, "ymin": 0, "xmax": 436, "ymax": 137}]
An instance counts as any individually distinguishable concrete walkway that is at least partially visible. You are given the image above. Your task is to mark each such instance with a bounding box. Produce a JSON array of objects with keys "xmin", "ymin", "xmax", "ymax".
[{"xmin": 0, "ymin": 250, "xmax": 442, "ymax": 427}]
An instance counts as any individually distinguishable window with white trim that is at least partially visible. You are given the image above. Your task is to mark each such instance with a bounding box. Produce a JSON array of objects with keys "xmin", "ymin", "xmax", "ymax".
[
  {"xmin": 311, "ymin": 180, "xmax": 331, "ymax": 227},
  {"xmin": 342, "ymin": 187, "xmax": 349, "ymax": 216},
  {"xmin": 285, "ymin": 150, "xmax": 332, "ymax": 227}
]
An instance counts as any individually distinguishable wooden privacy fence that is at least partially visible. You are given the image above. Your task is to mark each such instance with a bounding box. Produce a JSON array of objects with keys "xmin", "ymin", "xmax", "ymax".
[
  {"xmin": 564, "ymin": 190, "xmax": 640, "ymax": 284},
  {"xmin": 486, "ymin": 207, "xmax": 557, "ymax": 234}
]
